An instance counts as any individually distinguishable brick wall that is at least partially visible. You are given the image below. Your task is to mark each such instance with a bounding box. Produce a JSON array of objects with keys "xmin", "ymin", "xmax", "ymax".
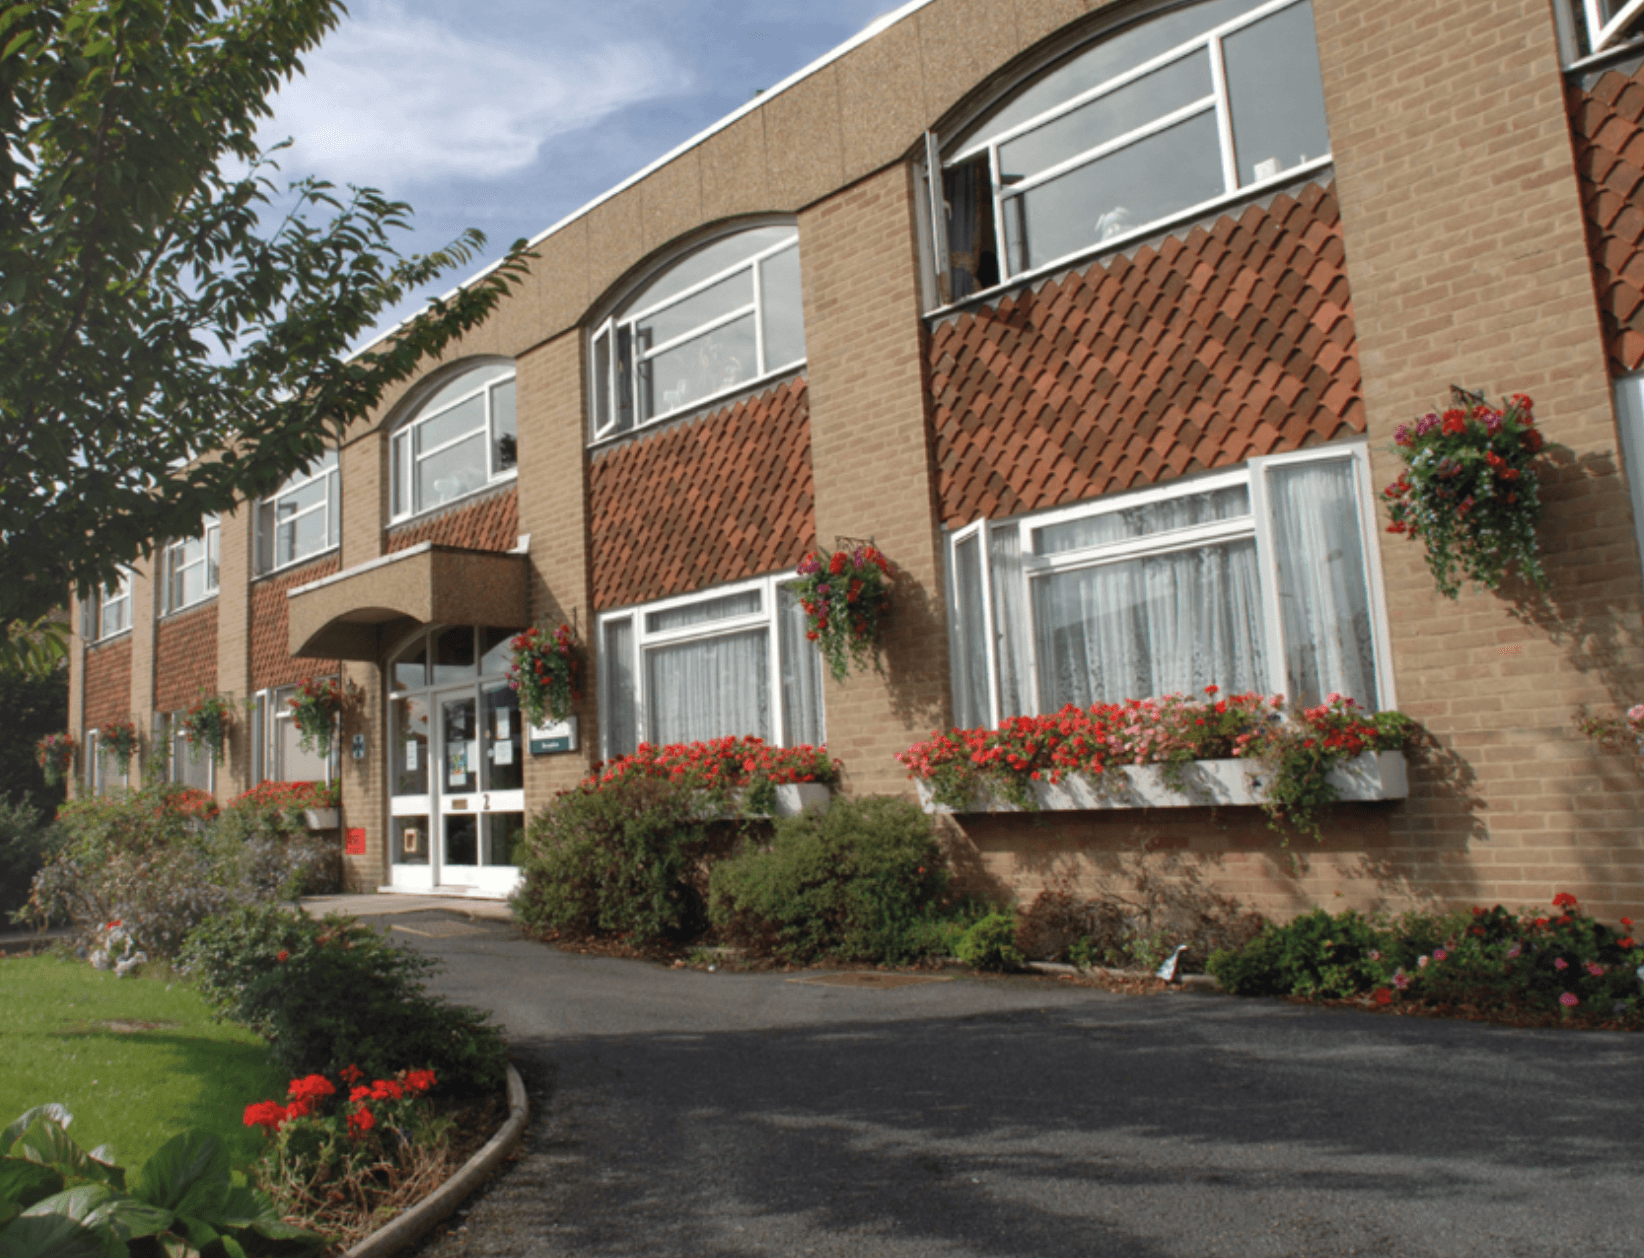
[
  {"xmin": 929, "ymin": 181, "xmax": 1364, "ymax": 526},
  {"xmin": 385, "ymin": 486, "xmax": 520, "ymax": 555},
  {"xmin": 587, "ymin": 377, "xmax": 816, "ymax": 610},
  {"xmin": 82, "ymin": 639, "xmax": 133, "ymax": 730},
  {"xmin": 1567, "ymin": 57, "xmax": 1644, "ymax": 376},
  {"xmin": 154, "ymin": 603, "xmax": 219, "ymax": 713},
  {"xmin": 250, "ymin": 557, "xmax": 342, "ymax": 691}
]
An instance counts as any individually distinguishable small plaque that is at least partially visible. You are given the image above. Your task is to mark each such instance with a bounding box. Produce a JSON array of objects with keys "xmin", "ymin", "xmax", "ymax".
[
  {"xmin": 345, "ymin": 827, "xmax": 367, "ymax": 856},
  {"xmin": 529, "ymin": 716, "xmax": 579, "ymax": 755},
  {"xmin": 351, "ymin": 733, "xmax": 366, "ymax": 761}
]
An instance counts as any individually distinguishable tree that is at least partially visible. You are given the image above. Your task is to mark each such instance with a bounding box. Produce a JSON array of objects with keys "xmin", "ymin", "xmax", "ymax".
[{"xmin": 0, "ymin": 0, "xmax": 533, "ymax": 647}]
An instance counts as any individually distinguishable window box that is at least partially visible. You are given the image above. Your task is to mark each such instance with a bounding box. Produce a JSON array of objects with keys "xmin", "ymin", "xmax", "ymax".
[
  {"xmin": 915, "ymin": 750, "xmax": 1408, "ymax": 814},
  {"xmin": 746, "ymin": 782, "xmax": 833, "ymax": 819},
  {"xmin": 303, "ymin": 807, "xmax": 340, "ymax": 831}
]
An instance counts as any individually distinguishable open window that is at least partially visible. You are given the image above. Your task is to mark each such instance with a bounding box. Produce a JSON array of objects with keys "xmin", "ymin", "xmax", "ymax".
[
  {"xmin": 389, "ymin": 361, "xmax": 517, "ymax": 523},
  {"xmin": 1556, "ymin": 1, "xmax": 1644, "ymax": 63},
  {"xmin": 946, "ymin": 443, "xmax": 1394, "ymax": 726},
  {"xmin": 255, "ymin": 451, "xmax": 339, "ymax": 575},
  {"xmin": 927, "ymin": 0, "xmax": 1331, "ymax": 303},
  {"xmin": 589, "ymin": 225, "xmax": 807, "ymax": 442}
]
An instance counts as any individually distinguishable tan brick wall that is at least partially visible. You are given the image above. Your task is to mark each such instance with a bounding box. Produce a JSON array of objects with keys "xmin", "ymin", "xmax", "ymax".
[
  {"xmin": 802, "ymin": 165, "xmax": 951, "ymax": 796},
  {"xmin": 517, "ymin": 331, "xmax": 600, "ymax": 804},
  {"xmin": 126, "ymin": 559, "xmax": 155, "ymax": 777},
  {"xmin": 216, "ymin": 505, "xmax": 252, "ymax": 797},
  {"xmin": 336, "ymin": 434, "xmax": 387, "ymax": 891}
]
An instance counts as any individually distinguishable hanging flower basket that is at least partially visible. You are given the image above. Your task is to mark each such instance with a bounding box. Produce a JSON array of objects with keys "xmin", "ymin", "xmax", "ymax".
[
  {"xmin": 35, "ymin": 733, "xmax": 76, "ymax": 787},
  {"xmin": 1578, "ymin": 704, "xmax": 1644, "ymax": 775},
  {"xmin": 98, "ymin": 720, "xmax": 139, "ymax": 771},
  {"xmin": 1384, "ymin": 391, "xmax": 1548, "ymax": 599},
  {"xmin": 793, "ymin": 544, "xmax": 895, "ymax": 682},
  {"xmin": 289, "ymin": 677, "xmax": 345, "ymax": 757},
  {"xmin": 181, "ymin": 693, "xmax": 234, "ymax": 765},
  {"xmin": 507, "ymin": 624, "xmax": 578, "ymax": 727}
]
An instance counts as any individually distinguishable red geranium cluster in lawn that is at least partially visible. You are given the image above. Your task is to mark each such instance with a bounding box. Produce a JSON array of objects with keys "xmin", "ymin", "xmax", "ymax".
[
  {"xmin": 585, "ymin": 736, "xmax": 839, "ymax": 796},
  {"xmin": 244, "ymin": 1066, "xmax": 436, "ymax": 1139},
  {"xmin": 229, "ymin": 779, "xmax": 341, "ymax": 813},
  {"xmin": 897, "ymin": 688, "xmax": 1411, "ymax": 819}
]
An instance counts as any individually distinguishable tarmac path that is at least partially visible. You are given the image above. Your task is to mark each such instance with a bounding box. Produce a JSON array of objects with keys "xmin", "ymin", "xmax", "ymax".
[{"xmin": 364, "ymin": 907, "xmax": 1641, "ymax": 1258}]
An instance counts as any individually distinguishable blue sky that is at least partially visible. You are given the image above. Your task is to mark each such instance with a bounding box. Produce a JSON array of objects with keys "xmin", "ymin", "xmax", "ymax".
[{"xmin": 257, "ymin": 0, "xmax": 905, "ymax": 340}]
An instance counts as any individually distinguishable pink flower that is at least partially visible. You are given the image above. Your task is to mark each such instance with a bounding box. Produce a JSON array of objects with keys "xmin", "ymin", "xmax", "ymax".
[
  {"xmin": 1559, "ymin": 992, "xmax": 1579, "ymax": 1008},
  {"xmin": 1554, "ymin": 958, "xmax": 1568, "ymax": 971}
]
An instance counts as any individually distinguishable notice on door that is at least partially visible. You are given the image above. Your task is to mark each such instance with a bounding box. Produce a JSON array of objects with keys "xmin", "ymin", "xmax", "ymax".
[{"xmin": 448, "ymin": 744, "xmax": 468, "ymax": 787}]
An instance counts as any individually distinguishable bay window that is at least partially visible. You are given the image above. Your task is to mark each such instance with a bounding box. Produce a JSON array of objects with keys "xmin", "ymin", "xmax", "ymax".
[
  {"xmin": 256, "ymin": 451, "xmax": 339, "ymax": 574},
  {"xmin": 927, "ymin": 0, "xmax": 1331, "ymax": 302},
  {"xmin": 389, "ymin": 361, "xmax": 517, "ymax": 522},
  {"xmin": 947, "ymin": 444, "xmax": 1392, "ymax": 727},
  {"xmin": 598, "ymin": 575, "xmax": 825, "ymax": 758},
  {"xmin": 161, "ymin": 516, "xmax": 220, "ymax": 614},
  {"xmin": 589, "ymin": 225, "xmax": 807, "ymax": 442}
]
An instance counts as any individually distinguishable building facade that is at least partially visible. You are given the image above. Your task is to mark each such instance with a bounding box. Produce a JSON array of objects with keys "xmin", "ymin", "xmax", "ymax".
[{"xmin": 69, "ymin": 0, "xmax": 1644, "ymax": 921}]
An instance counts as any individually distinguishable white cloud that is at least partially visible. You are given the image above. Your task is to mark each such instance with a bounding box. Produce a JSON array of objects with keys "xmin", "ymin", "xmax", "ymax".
[{"xmin": 258, "ymin": 1, "xmax": 691, "ymax": 189}]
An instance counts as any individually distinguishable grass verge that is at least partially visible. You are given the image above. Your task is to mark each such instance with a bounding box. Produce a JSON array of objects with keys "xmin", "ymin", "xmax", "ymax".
[{"xmin": 0, "ymin": 953, "xmax": 285, "ymax": 1169}]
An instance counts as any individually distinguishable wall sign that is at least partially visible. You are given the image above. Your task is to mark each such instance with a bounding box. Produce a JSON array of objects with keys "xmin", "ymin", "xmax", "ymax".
[
  {"xmin": 345, "ymin": 827, "xmax": 367, "ymax": 856},
  {"xmin": 529, "ymin": 716, "xmax": 579, "ymax": 755}
]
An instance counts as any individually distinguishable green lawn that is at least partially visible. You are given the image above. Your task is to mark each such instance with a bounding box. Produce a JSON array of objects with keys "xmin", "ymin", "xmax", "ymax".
[{"xmin": 0, "ymin": 954, "xmax": 286, "ymax": 1171}]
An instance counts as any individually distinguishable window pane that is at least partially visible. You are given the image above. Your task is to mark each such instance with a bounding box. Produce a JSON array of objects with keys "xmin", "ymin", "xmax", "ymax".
[
  {"xmin": 393, "ymin": 815, "xmax": 430, "ymax": 865},
  {"xmin": 646, "ymin": 589, "xmax": 761, "ymax": 633},
  {"xmin": 1032, "ymin": 538, "xmax": 1266, "ymax": 708},
  {"xmin": 638, "ymin": 271, "xmax": 751, "ymax": 350},
  {"xmin": 483, "ymin": 683, "xmax": 523, "ymax": 792},
  {"xmin": 278, "ymin": 507, "xmax": 329, "ymax": 568},
  {"xmin": 1035, "ymin": 485, "xmax": 1250, "ymax": 554},
  {"xmin": 778, "ymin": 585, "xmax": 824, "ymax": 747},
  {"xmin": 206, "ymin": 525, "xmax": 220, "ymax": 590},
  {"xmin": 433, "ymin": 626, "xmax": 475, "ymax": 685},
  {"xmin": 999, "ymin": 51, "xmax": 1212, "ymax": 184},
  {"xmin": 417, "ymin": 393, "xmax": 486, "ymax": 455},
  {"xmin": 627, "ymin": 226, "xmax": 794, "ymax": 313},
  {"xmin": 479, "ymin": 626, "xmax": 514, "ymax": 677},
  {"xmin": 442, "ymin": 696, "xmax": 478, "ymax": 795},
  {"xmin": 277, "ymin": 715, "xmax": 329, "ymax": 782},
  {"xmin": 391, "ymin": 432, "xmax": 408, "ymax": 517},
  {"xmin": 646, "ymin": 628, "xmax": 770, "ymax": 745},
  {"xmin": 759, "ymin": 245, "xmax": 806, "ymax": 370},
  {"xmin": 603, "ymin": 618, "xmax": 637, "ymax": 756},
  {"xmin": 277, "ymin": 475, "xmax": 330, "ymax": 518},
  {"xmin": 615, "ymin": 325, "xmax": 635, "ymax": 434},
  {"xmin": 394, "ymin": 640, "xmax": 428, "ymax": 691},
  {"xmin": 991, "ymin": 528, "xmax": 1031, "ymax": 719},
  {"xmin": 639, "ymin": 313, "xmax": 759, "ymax": 421},
  {"xmin": 417, "ymin": 362, "xmax": 512, "ymax": 418},
  {"xmin": 952, "ymin": 533, "xmax": 991, "ymax": 729},
  {"xmin": 1267, "ymin": 459, "xmax": 1378, "ymax": 709},
  {"xmin": 963, "ymin": 0, "xmax": 1258, "ymax": 148},
  {"xmin": 392, "ymin": 695, "xmax": 430, "ymax": 796},
  {"xmin": 416, "ymin": 431, "xmax": 488, "ymax": 511},
  {"xmin": 445, "ymin": 814, "xmax": 479, "ymax": 866},
  {"xmin": 1005, "ymin": 109, "xmax": 1223, "ymax": 271},
  {"xmin": 491, "ymin": 379, "xmax": 517, "ymax": 474},
  {"xmin": 1225, "ymin": 1, "xmax": 1330, "ymax": 186},
  {"xmin": 484, "ymin": 812, "xmax": 526, "ymax": 867},
  {"xmin": 593, "ymin": 330, "xmax": 611, "ymax": 433}
]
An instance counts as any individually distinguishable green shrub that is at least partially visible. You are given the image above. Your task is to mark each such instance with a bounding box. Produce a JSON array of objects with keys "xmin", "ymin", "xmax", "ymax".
[
  {"xmin": 1206, "ymin": 907, "xmax": 1385, "ymax": 999},
  {"xmin": 208, "ymin": 797, "xmax": 340, "ymax": 900},
  {"xmin": 0, "ymin": 798, "xmax": 57, "ymax": 922},
  {"xmin": 953, "ymin": 911, "xmax": 1024, "ymax": 971},
  {"xmin": 708, "ymin": 796, "xmax": 946, "ymax": 964},
  {"xmin": 180, "ymin": 906, "xmax": 507, "ymax": 1095},
  {"xmin": 511, "ymin": 775, "xmax": 728, "ymax": 945}
]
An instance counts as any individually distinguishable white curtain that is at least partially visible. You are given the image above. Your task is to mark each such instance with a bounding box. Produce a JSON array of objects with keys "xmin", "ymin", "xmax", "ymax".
[
  {"xmin": 778, "ymin": 587, "xmax": 825, "ymax": 746},
  {"xmin": 647, "ymin": 628, "xmax": 770, "ymax": 745},
  {"xmin": 951, "ymin": 534, "xmax": 990, "ymax": 728},
  {"xmin": 1268, "ymin": 460, "xmax": 1378, "ymax": 708},
  {"xmin": 1032, "ymin": 538, "xmax": 1266, "ymax": 708},
  {"xmin": 990, "ymin": 528, "xmax": 1032, "ymax": 719}
]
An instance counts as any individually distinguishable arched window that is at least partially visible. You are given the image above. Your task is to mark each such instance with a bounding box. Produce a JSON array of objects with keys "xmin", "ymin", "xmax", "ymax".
[
  {"xmin": 389, "ymin": 361, "xmax": 517, "ymax": 522},
  {"xmin": 930, "ymin": 0, "xmax": 1330, "ymax": 301},
  {"xmin": 589, "ymin": 224, "xmax": 807, "ymax": 441}
]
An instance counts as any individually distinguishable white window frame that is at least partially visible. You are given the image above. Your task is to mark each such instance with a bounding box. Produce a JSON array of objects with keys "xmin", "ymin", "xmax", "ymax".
[
  {"xmin": 1613, "ymin": 373, "xmax": 1644, "ymax": 594},
  {"xmin": 589, "ymin": 227, "xmax": 806, "ymax": 444},
  {"xmin": 255, "ymin": 451, "xmax": 340, "ymax": 576},
  {"xmin": 596, "ymin": 572, "xmax": 823, "ymax": 758},
  {"xmin": 1558, "ymin": 0, "xmax": 1644, "ymax": 65},
  {"xmin": 927, "ymin": 0, "xmax": 1332, "ymax": 307},
  {"xmin": 946, "ymin": 442, "xmax": 1395, "ymax": 727},
  {"xmin": 160, "ymin": 516, "xmax": 220, "ymax": 615},
  {"xmin": 389, "ymin": 363, "xmax": 518, "ymax": 523},
  {"xmin": 251, "ymin": 683, "xmax": 338, "ymax": 785},
  {"xmin": 90, "ymin": 570, "xmax": 133, "ymax": 641},
  {"xmin": 158, "ymin": 710, "xmax": 216, "ymax": 793}
]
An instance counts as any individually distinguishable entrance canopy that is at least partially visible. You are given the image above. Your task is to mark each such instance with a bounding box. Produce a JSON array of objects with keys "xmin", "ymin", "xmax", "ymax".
[{"xmin": 286, "ymin": 542, "xmax": 529, "ymax": 661}]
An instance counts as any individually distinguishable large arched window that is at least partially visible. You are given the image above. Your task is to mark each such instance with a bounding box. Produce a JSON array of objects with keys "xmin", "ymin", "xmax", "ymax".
[
  {"xmin": 389, "ymin": 361, "xmax": 517, "ymax": 523},
  {"xmin": 930, "ymin": 0, "xmax": 1330, "ymax": 301},
  {"xmin": 589, "ymin": 224, "xmax": 807, "ymax": 441}
]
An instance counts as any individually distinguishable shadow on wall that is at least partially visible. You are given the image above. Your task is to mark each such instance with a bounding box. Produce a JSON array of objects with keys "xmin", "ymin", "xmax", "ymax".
[{"xmin": 881, "ymin": 570, "xmax": 950, "ymax": 735}]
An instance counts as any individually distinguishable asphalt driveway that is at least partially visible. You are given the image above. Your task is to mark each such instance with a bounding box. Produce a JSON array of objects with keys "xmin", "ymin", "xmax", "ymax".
[{"xmin": 379, "ymin": 909, "xmax": 1642, "ymax": 1258}]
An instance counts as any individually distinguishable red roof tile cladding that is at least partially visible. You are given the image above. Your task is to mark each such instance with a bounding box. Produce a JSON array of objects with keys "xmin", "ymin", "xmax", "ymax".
[
  {"xmin": 154, "ymin": 604, "xmax": 218, "ymax": 713},
  {"xmin": 251, "ymin": 556, "xmax": 341, "ymax": 690},
  {"xmin": 1568, "ymin": 63, "xmax": 1644, "ymax": 376},
  {"xmin": 589, "ymin": 378, "xmax": 816, "ymax": 610},
  {"xmin": 83, "ymin": 638, "xmax": 132, "ymax": 729},
  {"xmin": 386, "ymin": 486, "xmax": 519, "ymax": 554},
  {"xmin": 927, "ymin": 182, "xmax": 1365, "ymax": 528}
]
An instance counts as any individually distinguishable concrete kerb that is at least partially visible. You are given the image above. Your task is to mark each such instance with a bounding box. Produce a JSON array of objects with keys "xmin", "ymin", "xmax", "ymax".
[
  {"xmin": 1026, "ymin": 959, "xmax": 1222, "ymax": 991},
  {"xmin": 343, "ymin": 1062, "xmax": 529, "ymax": 1258}
]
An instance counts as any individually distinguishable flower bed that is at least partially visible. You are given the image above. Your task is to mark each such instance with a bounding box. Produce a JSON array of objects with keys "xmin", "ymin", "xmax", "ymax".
[
  {"xmin": 586, "ymin": 736, "xmax": 839, "ymax": 817},
  {"xmin": 897, "ymin": 690, "xmax": 1412, "ymax": 838}
]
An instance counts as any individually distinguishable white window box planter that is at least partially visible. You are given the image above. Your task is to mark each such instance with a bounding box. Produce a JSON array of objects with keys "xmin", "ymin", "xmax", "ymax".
[
  {"xmin": 303, "ymin": 807, "xmax": 340, "ymax": 830},
  {"xmin": 704, "ymin": 782, "xmax": 834, "ymax": 820},
  {"xmin": 915, "ymin": 751, "xmax": 1408, "ymax": 814}
]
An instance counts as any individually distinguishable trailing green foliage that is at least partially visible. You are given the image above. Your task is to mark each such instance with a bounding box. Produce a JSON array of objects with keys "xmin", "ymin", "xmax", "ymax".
[
  {"xmin": 511, "ymin": 775, "xmax": 728, "ymax": 945},
  {"xmin": 0, "ymin": 799, "xmax": 57, "ymax": 922},
  {"xmin": 708, "ymin": 796, "xmax": 946, "ymax": 964},
  {"xmin": 0, "ymin": 1104, "xmax": 321, "ymax": 1258},
  {"xmin": 180, "ymin": 907, "xmax": 506, "ymax": 1095},
  {"xmin": 952, "ymin": 912, "xmax": 1024, "ymax": 971}
]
